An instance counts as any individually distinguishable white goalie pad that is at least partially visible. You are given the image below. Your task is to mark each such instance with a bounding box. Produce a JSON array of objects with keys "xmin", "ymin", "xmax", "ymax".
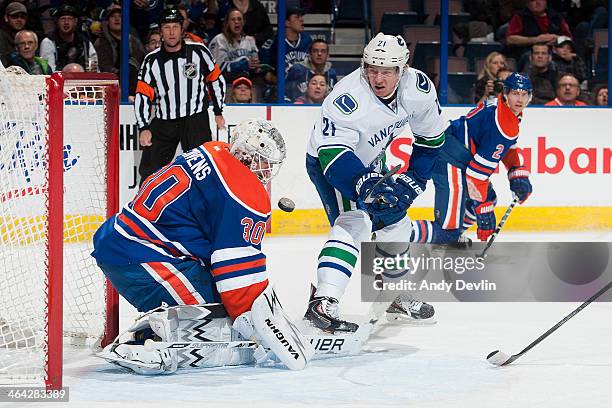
[
  {"xmin": 234, "ymin": 285, "xmax": 315, "ymax": 370},
  {"xmin": 97, "ymin": 304, "xmax": 254, "ymax": 374}
]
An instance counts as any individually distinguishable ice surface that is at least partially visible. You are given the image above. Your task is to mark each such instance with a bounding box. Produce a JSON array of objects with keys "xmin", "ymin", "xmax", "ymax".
[{"xmin": 50, "ymin": 232, "xmax": 612, "ymax": 407}]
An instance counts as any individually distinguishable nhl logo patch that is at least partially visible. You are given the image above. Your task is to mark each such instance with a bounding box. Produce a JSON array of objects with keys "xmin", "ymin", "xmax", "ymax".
[{"xmin": 183, "ymin": 62, "xmax": 197, "ymax": 79}]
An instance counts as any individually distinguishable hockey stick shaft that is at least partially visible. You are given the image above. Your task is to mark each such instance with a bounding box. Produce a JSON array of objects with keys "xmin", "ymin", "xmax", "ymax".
[
  {"xmin": 364, "ymin": 164, "xmax": 402, "ymax": 204},
  {"xmin": 145, "ymin": 331, "xmax": 369, "ymax": 357},
  {"xmin": 479, "ymin": 196, "xmax": 520, "ymax": 258},
  {"xmin": 145, "ymin": 339, "xmax": 258, "ymax": 350},
  {"xmin": 502, "ymin": 279, "xmax": 612, "ymax": 365}
]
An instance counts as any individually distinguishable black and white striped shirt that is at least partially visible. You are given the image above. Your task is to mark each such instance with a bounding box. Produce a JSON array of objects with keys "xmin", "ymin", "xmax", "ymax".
[{"xmin": 135, "ymin": 41, "xmax": 226, "ymax": 130}]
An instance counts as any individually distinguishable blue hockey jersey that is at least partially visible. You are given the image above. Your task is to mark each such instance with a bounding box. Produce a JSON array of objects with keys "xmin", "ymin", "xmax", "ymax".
[
  {"xmin": 445, "ymin": 99, "xmax": 524, "ymax": 202},
  {"xmin": 92, "ymin": 142, "xmax": 270, "ymax": 318},
  {"xmin": 259, "ymin": 33, "xmax": 312, "ymax": 76}
]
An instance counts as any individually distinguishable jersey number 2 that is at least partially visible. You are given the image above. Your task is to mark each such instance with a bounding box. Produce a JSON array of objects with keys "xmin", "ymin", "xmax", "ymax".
[{"xmin": 492, "ymin": 144, "xmax": 504, "ymax": 160}]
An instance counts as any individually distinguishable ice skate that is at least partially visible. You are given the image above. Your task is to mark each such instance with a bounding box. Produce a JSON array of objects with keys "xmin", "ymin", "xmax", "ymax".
[
  {"xmin": 304, "ymin": 286, "xmax": 359, "ymax": 333},
  {"xmin": 386, "ymin": 294, "xmax": 436, "ymax": 323}
]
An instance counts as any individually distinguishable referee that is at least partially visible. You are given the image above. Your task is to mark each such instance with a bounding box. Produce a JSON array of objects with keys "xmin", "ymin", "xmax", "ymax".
[{"xmin": 135, "ymin": 7, "xmax": 226, "ymax": 184}]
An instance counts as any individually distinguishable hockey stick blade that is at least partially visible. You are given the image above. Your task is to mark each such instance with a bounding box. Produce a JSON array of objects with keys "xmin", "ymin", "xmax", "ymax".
[
  {"xmin": 363, "ymin": 164, "xmax": 402, "ymax": 204},
  {"xmin": 486, "ymin": 350, "xmax": 513, "ymax": 366},
  {"xmin": 486, "ymin": 279, "xmax": 612, "ymax": 367}
]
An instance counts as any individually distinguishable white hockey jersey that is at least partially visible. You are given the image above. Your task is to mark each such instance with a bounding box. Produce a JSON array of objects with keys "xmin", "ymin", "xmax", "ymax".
[
  {"xmin": 307, "ymin": 67, "xmax": 447, "ymax": 199},
  {"xmin": 208, "ymin": 34, "xmax": 258, "ymax": 75}
]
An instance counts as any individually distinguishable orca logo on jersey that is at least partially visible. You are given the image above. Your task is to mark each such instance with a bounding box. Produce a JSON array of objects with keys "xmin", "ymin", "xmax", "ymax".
[
  {"xmin": 333, "ymin": 94, "xmax": 358, "ymax": 115},
  {"xmin": 416, "ymin": 72, "xmax": 430, "ymax": 94}
]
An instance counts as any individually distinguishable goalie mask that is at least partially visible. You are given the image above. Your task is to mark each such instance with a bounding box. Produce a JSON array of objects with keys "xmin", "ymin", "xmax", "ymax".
[{"xmin": 230, "ymin": 119, "xmax": 286, "ymax": 184}]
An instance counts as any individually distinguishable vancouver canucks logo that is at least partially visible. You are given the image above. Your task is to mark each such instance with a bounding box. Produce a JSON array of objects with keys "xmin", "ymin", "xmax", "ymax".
[
  {"xmin": 333, "ymin": 94, "xmax": 358, "ymax": 115},
  {"xmin": 415, "ymin": 71, "xmax": 430, "ymax": 93},
  {"xmin": 183, "ymin": 62, "xmax": 197, "ymax": 79}
]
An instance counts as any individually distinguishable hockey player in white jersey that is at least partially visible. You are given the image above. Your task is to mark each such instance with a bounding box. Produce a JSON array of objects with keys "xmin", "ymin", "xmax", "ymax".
[{"xmin": 304, "ymin": 33, "xmax": 447, "ymax": 332}]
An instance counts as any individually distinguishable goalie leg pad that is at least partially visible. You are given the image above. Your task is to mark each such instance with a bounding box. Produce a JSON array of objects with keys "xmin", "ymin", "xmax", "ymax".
[
  {"xmin": 234, "ymin": 284, "xmax": 315, "ymax": 370},
  {"xmin": 97, "ymin": 303, "xmax": 254, "ymax": 374}
]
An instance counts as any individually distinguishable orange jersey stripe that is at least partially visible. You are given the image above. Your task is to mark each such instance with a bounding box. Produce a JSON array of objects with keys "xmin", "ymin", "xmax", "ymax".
[
  {"xmin": 212, "ymin": 258, "xmax": 266, "ymax": 277},
  {"xmin": 220, "ymin": 279, "xmax": 268, "ymax": 319},
  {"xmin": 148, "ymin": 262, "xmax": 199, "ymax": 305},
  {"xmin": 118, "ymin": 214, "xmax": 182, "ymax": 258},
  {"xmin": 136, "ymin": 80, "xmax": 155, "ymax": 100},
  {"xmin": 206, "ymin": 64, "xmax": 222, "ymax": 82},
  {"xmin": 203, "ymin": 142, "xmax": 271, "ymax": 215},
  {"xmin": 447, "ymin": 167, "xmax": 460, "ymax": 229},
  {"xmin": 470, "ymin": 161, "xmax": 496, "ymax": 174}
]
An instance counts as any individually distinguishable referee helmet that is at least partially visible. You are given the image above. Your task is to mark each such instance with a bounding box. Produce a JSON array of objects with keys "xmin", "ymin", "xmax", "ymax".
[{"xmin": 159, "ymin": 7, "xmax": 184, "ymax": 26}]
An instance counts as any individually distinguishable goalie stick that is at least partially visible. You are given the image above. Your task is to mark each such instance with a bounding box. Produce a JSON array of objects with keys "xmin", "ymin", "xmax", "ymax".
[
  {"xmin": 487, "ymin": 279, "xmax": 612, "ymax": 366},
  {"xmin": 144, "ymin": 328, "xmax": 371, "ymax": 358},
  {"xmin": 145, "ymin": 339, "xmax": 256, "ymax": 350}
]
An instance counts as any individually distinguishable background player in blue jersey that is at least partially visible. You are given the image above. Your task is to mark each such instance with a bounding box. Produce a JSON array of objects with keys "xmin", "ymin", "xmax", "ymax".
[
  {"xmin": 93, "ymin": 119, "xmax": 314, "ymax": 373},
  {"xmin": 410, "ymin": 73, "xmax": 533, "ymax": 245}
]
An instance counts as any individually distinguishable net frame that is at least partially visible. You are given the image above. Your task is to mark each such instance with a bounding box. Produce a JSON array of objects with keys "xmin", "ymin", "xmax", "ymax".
[
  {"xmin": 0, "ymin": 72, "xmax": 119, "ymax": 390},
  {"xmin": 47, "ymin": 72, "xmax": 119, "ymax": 390}
]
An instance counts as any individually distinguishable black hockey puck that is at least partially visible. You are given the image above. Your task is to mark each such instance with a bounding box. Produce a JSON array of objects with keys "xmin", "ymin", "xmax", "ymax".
[{"xmin": 278, "ymin": 197, "xmax": 295, "ymax": 212}]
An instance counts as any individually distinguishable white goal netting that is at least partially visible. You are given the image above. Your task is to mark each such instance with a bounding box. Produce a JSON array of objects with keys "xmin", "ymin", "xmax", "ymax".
[{"xmin": 0, "ymin": 67, "xmax": 116, "ymax": 386}]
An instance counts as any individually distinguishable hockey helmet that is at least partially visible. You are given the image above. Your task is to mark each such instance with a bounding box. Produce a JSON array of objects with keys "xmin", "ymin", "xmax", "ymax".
[
  {"xmin": 503, "ymin": 72, "xmax": 532, "ymax": 94},
  {"xmin": 159, "ymin": 7, "xmax": 184, "ymax": 26},
  {"xmin": 230, "ymin": 119, "xmax": 286, "ymax": 184},
  {"xmin": 362, "ymin": 33, "xmax": 410, "ymax": 68}
]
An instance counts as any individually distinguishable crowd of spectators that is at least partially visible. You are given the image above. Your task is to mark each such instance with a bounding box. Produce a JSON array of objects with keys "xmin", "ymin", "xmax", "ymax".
[
  {"xmin": 460, "ymin": 0, "xmax": 609, "ymax": 105},
  {"xmin": 0, "ymin": 0, "xmax": 609, "ymax": 106}
]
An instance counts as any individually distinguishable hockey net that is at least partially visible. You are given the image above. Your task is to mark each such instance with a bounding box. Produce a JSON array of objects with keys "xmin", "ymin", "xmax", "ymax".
[{"xmin": 0, "ymin": 68, "xmax": 119, "ymax": 389}]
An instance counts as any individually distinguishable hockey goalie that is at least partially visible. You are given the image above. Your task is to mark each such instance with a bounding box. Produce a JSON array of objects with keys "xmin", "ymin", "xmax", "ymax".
[{"xmin": 93, "ymin": 119, "xmax": 314, "ymax": 373}]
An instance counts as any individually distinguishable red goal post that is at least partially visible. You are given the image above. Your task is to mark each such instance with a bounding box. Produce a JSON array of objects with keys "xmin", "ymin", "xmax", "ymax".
[{"xmin": 0, "ymin": 70, "xmax": 120, "ymax": 390}]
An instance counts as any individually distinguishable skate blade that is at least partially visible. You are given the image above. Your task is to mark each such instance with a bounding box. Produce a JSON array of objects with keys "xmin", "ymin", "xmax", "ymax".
[{"xmin": 385, "ymin": 312, "xmax": 437, "ymax": 326}]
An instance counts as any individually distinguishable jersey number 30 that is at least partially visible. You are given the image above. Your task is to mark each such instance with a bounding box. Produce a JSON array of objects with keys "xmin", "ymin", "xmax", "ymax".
[{"xmin": 241, "ymin": 217, "xmax": 265, "ymax": 245}]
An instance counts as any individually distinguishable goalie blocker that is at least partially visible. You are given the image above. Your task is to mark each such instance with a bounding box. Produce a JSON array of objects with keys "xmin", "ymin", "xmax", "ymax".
[{"xmin": 98, "ymin": 285, "xmax": 314, "ymax": 373}]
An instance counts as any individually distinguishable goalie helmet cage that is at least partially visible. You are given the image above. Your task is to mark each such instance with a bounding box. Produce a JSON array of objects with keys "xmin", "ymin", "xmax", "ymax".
[{"xmin": 0, "ymin": 71, "xmax": 119, "ymax": 390}]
